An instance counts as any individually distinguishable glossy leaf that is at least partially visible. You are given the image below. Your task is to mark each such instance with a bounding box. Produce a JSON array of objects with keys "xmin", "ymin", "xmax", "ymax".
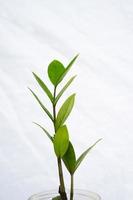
[
  {"xmin": 53, "ymin": 125, "xmax": 69, "ymax": 158},
  {"xmin": 74, "ymin": 139, "xmax": 102, "ymax": 172},
  {"xmin": 56, "ymin": 94, "xmax": 75, "ymax": 130},
  {"xmin": 54, "ymin": 75, "xmax": 76, "ymax": 105},
  {"xmin": 63, "ymin": 142, "xmax": 76, "ymax": 175},
  {"xmin": 48, "ymin": 60, "xmax": 65, "ymax": 86},
  {"xmin": 28, "ymin": 88, "xmax": 53, "ymax": 122},
  {"xmin": 33, "ymin": 122, "xmax": 53, "ymax": 141},
  {"xmin": 32, "ymin": 72, "xmax": 53, "ymax": 102},
  {"xmin": 57, "ymin": 54, "xmax": 79, "ymax": 85}
]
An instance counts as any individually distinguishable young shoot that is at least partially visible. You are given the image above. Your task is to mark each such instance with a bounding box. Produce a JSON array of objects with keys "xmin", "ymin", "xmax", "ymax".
[{"xmin": 29, "ymin": 55, "xmax": 101, "ymax": 200}]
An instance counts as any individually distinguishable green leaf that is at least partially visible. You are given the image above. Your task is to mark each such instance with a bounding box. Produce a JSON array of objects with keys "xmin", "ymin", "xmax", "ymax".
[
  {"xmin": 56, "ymin": 94, "xmax": 75, "ymax": 130},
  {"xmin": 63, "ymin": 142, "xmax": 76, "ymax": 175},
  {"xmin": 54, "ymin": 75, "xmax": 76, "ymax": 105},
  {"xmin": 48, "ymin": 60, "xmax": 65, "ymax": 86},
  {"xmin": 53, "ymin": 125, "xmax": 69, "ymax": 158},
  {"xmin": 33, "ymin": 122, "xmax": 53, "ymax": 141},
  {"xmin": 57, "ymin": 54, "xmax": 79, "ymax": 85},
  {"xmin": 28, "ymin": 88, "xmax": 53, "ymax": 122},
  {"xmin": 74, "ymin": 139, "xmax": 102, "ymax": 172},
  {"xmin": 32, "ymin": 72, "xmax": 53, "ymax": 102}
]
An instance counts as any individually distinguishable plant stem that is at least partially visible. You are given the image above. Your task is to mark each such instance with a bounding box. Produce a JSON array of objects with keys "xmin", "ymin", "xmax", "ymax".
[
  {"xmin": 70, "ymin": 174, "xmax": 74, "ymax": 200},
  {"xmin": 53, "ymin": 86, "xmax": 67, "ymax": 200},
  {"xmin": 58, "ymin": 157, "xmax": 67, "ymax": 200}
]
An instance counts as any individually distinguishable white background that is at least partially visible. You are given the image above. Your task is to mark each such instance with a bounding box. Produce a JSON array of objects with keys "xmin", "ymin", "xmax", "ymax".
[{"xmin": 0, "ymin": 0, "xmax": 133, "ymax": 199}]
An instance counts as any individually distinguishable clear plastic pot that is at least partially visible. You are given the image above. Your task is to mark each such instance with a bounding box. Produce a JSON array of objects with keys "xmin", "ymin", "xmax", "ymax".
[{"xmin": 28, "ymin": 189, "xmax": 101, "ymax": 200}]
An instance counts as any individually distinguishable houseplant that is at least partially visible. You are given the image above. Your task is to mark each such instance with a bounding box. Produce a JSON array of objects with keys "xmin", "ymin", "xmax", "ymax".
[{"xmin": 28, "ymin": 55, "xmax": 102, "ymax": 200}]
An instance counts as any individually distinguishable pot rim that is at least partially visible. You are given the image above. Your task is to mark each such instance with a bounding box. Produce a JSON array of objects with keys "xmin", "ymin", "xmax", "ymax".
[{"xmin": 28, "ymin": 188, "xmax": 101, "ymax": 200}]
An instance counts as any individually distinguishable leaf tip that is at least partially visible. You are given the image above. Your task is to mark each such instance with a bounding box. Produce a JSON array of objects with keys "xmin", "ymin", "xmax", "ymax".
[
  {"xmin": 73, "ymin": 93, "xmax": 76, "ymax": 98},
  {"xmin": 32, "ymin": 71, "xmax": 36, "ymax": 76},
  {"xmin": 73, "ymin": 75, "xmax": 77, "ymax": 79},
  {"xmin": 75, "ymin": 53, "xmax": 80, "ymax": 58},
  {"xmin": 97, "ymin": 138, "xmax": 103, "ymax": 143},
  {"xmin": 28, "ymin": 87, "xmax": 31, "ymax": 91}
]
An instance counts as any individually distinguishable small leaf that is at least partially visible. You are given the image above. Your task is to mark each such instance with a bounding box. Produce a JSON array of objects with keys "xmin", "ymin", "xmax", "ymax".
[
  {"xmin": 56, "ymin": 94, "xmax": 75, "ymax": 130},
  {"xmin": 63, "ymin": 142, "xmax": 76, "ymax": 175},
  {"xmin": 28, "ymin": 88, "xmax": 53, "ymax": 122},
  {"xmin": 53, "ymin": 125, "xmax": 69, "ymax": 158},
  {"xmin": 33, "ymin": 122, "xmax": 53, "ymax": 141},
  {"xmin": 32, "ymin": 72, "xmax": 53, "ymax": 102},
  {"xmin": 57, "ymin": 54, "xmax": 79, "ymax": 85},
  {"xmin": 48, "ymin": 60, "xmax": 65, "ymax": 86},
  {"xmin": 74, "ymin": 139, "xmax": 102, "ymax": 172},
  {"xmin": 54, "ymin": 75, "xmax": 76, "ymax": 105}
]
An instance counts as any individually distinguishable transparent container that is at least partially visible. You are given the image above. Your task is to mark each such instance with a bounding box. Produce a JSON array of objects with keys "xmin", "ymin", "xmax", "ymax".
[{"xmin": 28, "ymin": 189, "xmax": 101, "ymax": 200}]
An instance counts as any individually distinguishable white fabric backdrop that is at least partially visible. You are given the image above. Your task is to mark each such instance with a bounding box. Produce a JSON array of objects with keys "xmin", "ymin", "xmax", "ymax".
[{"xmin": 0, "ymin": 0, "xmax": 133, "ymax": 199}]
